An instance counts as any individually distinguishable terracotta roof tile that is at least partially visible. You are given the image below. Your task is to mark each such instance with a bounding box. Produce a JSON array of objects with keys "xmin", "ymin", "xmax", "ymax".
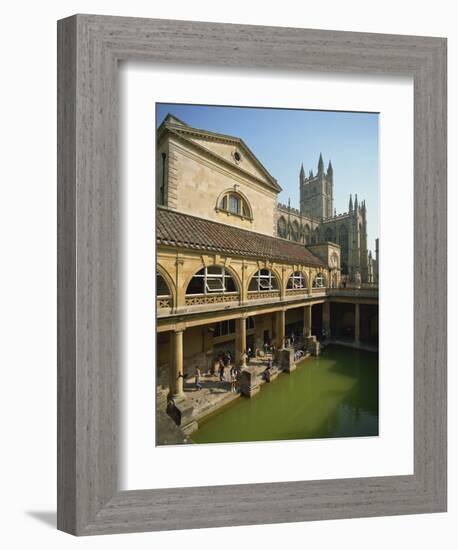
[{"xmin": 157, "ymin": 208, "xmax": 326, "ymax": 267}]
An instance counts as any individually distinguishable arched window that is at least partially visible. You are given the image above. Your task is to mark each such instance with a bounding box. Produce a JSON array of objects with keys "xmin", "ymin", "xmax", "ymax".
[
  {"xmin": 339, "ymin": 225, "xmax": 349, "ymax": 269},
  {"xmin": 186, "ymin": 266, "xmax": 237, "ymax": 295},
  {"xmin": 218, "ymin": 191, "xmax": 252, "ymax": 218},
  {"xmin": 277, "ymin": 216, "xmax": 287, "ymax": 238},
  {"xmin": 248, "ymin": 269, "xmax": 279, "ymax": 291},
  {"xmin": 287, "ymin": 271, "xmax": 307, "ymax": 290},
  {"xmin": 312, "ymin": 272, "xmax": 326, "ymax": 288},
  {"xmin": 339, "ymin": 225, "xmax": 348, "ymax": 251},
  {"xmin": 324, "ymin": 227, "xmax": 334, "ymax": 242},
  {"xmin": 291, "ymin": 220, "xmax": 300, "ymax": 241},
  {"xmin": 304, "ymin": 224, "xmax": 311, "ymax": 244},
  {"xmin": 156, "ymin": 272, "xmax": 171, "ymax": 297}
]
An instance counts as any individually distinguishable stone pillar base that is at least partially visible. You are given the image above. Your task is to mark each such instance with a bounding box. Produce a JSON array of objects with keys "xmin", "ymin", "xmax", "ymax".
[
  {"xmin": 240, "ymin": 369, "xmax": 260, "ymax": 398},
  {"xmin": 305, "ymin": 335, "xmax": 320, "ymax": 356},
  {"xmin": 167, "ymin": 396, "xmax": 197, "ymax": 434},
  {"xmin": 278, "ymin": 348, "xmax": 296, "ymax": 372}
]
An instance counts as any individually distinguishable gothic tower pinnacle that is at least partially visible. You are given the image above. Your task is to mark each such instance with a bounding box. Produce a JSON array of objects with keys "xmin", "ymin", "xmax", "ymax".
[
  {"xmin": 300, "ymin": 163, "xmax": 305, "ymax": 184},
  {"xmin": 317, "ymin": 153, "xmax": 324, "ymax": 175}
]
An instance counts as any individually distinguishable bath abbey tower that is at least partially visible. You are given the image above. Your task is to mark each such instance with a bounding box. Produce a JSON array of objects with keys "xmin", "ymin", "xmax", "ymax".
[{"xmin": 276, "ymin": 154, "xmax": 376, "ymax": 284}]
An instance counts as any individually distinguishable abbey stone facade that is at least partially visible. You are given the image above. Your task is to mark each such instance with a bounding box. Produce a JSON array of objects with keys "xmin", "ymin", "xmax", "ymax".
[{"xmin": 276, "ymin": 154, "xmax": 377, "ymax": 284}]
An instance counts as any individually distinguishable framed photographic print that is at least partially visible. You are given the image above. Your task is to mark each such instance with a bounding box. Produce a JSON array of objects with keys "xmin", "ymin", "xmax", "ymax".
[{"xmin": 57, "ymin": 14, "xmax": 447, "ymax": 535}]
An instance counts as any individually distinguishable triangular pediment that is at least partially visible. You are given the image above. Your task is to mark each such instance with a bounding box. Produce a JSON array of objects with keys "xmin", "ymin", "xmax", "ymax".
[{"xmin": 159, "ymin": 114, "xmax": 282, "ymax": 193}]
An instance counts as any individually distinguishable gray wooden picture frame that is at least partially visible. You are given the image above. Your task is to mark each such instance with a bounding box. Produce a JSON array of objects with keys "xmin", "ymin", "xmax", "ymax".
[{"xmin": 57, "ymin": 14, "xmax": 447, "ymax": 536}]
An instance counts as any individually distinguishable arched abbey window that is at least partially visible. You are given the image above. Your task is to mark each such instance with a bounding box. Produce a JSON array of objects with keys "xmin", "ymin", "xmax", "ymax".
[
  {"xmin": 339, "ymin": 225, "xmax": 348, "ymax": 251},
  {"xmin": 304, "ymin": 224, "xmax": 311, "ymax": 244},
  {"xmin": 218, "ymin": 190, "xmax": 252, "ymax": 218},
  {"xmin": 291, "ymin": 220, "xmax": 300, "ymax": 241},
  {"xmin": 311, "ymin": 227, "xmax": 320, "ymax": 244},
  {"xmin": 287, "ymin": 271, "xmax": 307, "ymax": 290},
  {"xmin": 186, "ymin": 266, "xmax": 237, "ymax": 295},
  {"xmin": 312, "ymin": 272, "xmax": 326, "ymax": 288},
  {"xmin": 156, "ymin": 272, "xmax": 171, "ymax": 297},
  {"xmin": 248, "ymin": 269, "xmax": 279, "ymax": 291},
  {"xmin": 277, "ymin": 216, "xmax": 287, "ymax": 238},
  {"xmin": 324, "ymin": 227, "xmax": 334, "ymax": 242}
]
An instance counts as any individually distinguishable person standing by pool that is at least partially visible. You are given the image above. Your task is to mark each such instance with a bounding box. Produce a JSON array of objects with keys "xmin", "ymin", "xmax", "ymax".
[
  {"xmin": 195, "ymin": 367, "xmax": 202, "ymax": 391},
  {"xmin": 219, "ymin": 360, "xmax": 226, "ymax": 382},
  {"xmin": 229, "ymin": 365, "xmax": 237, "ymax": 392}
]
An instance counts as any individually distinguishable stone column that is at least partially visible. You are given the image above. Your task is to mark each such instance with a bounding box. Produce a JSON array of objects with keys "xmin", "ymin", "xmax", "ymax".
[
  {"xmin": 354, "ymin": 303, "xmax": 360, "ymax": 345},
  {"xmin": 276, "ymin": 309, "xmax": 286, "ymax": 348},
  {"xmin": 235, "ymin": 316, "xmax": 247, "ymax": 368},
  {"xmin": 307, "ymin": 270, "xmax": 313, "ymax": 295},
  {"xmin": 322, "ymin": 301, "xmax": 330, "ymax": 339},
  {"xmin": 303, "ymin": 305, "xmax": 312, "ymax": 338},
  {"xmin": 169, "ymin": 329, "xmax": 184, "ymax": 398}
]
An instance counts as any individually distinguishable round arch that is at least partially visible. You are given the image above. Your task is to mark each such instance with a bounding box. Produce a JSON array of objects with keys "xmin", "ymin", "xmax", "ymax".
[
  {"xmin": 247, "ymin": 267, "xmax": 281, "ymax": 292},
  {"xmin": 156, "ymin": 264, "xmax": 176, "ymax": 307},
  {"xmin": 216, "ymin": 187, "xmax": 253, "ymax": 219},
  {"xmin": 183, "ymin": 263, "xmax": 242, "ymax": 296},
  {"xmin": 312, "ymin": 271, "xmax": 328, "ymax": 288},
  {"xmin": 286, "ymin": 270, "xmax": 309, "ymax": 290}
]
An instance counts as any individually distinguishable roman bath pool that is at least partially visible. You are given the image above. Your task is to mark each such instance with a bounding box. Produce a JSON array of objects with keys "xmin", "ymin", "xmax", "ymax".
[{"xmin": 191, "ymin": 345, "xmax": 378, "ymax": 444}]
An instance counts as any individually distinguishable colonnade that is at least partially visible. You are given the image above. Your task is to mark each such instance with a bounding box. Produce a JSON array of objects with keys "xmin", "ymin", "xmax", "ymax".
[{"xmin": 167, "ymin": 301, "xmax": 366, "ymax": 398}]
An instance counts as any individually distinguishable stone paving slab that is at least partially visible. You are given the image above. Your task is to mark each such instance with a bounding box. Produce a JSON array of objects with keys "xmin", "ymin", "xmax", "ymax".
[{"xmin": 182, "ymin": 355, "xmax": 285, "ymax": 422}]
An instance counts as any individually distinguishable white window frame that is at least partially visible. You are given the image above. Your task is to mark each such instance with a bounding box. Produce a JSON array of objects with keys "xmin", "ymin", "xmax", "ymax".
[
  {"xmin": 187, "ymin": 266, "xmax": 237, "ymax": 295},
  {"xmin": 228, "ymin": 193, "xmax": 241, "ymax": 215},
  {"xmin": 313, "ymin": 273, "xmax": 325, "ymax": 288},
  {"xmin": 288, "ymin": 271, "xmax": 306, "ymax": 289},
  {"xmin": 250, "ymin": 269, "xmax": 279, "ymax": 292}
]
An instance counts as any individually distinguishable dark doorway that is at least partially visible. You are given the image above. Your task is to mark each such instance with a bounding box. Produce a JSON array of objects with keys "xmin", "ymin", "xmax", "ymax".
[
  {"xmin": 312, "ymin": 304, "xmax": 323, "ymax": 340},
  {"xmin": 330, "ymin": 302, "xmax": 356, "ymax": 340},
  {"xmin": 360, "ymin": 304, "xmax": 379, "ymax": 345}
]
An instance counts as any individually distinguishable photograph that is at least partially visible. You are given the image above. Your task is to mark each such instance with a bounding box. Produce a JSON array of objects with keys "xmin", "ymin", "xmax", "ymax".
[{"xmin": 155, "ymin": 103, "xmax": 379, "ymax": 445}]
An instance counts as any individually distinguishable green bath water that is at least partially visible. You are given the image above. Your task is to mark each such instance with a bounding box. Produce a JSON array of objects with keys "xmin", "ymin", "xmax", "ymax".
[{"xmin": 191, "ymin": 345, "xmax": 378, "ymax": 444}]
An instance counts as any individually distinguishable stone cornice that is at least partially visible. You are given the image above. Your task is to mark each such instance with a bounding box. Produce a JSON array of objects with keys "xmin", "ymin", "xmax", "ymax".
[{"xmin": 159, "ymin": 122, "xmax": 282, "ymax": 193}]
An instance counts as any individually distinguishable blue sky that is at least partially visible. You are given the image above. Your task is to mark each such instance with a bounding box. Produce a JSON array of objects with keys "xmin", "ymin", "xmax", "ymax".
[{"xmin": 157, "ymin": 103, "xmax": 379, "ymax": 253}]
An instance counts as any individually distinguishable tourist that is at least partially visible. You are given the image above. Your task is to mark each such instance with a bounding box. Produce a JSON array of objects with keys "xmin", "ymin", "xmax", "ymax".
[
  {"xmin": 195, "ymin": 367, "xmax": 202, "ymax": 391},
  {"xmin": 263, "ymin": 341, "xmax": 268, "ymax": 355},
  {"xmin": 230, "ymin": 365, "xmax": 237, "ymax": 392},
  {"xmin": 219, "ymin": 360, "xmax": 226, "ymax": 382},
  {"xmin": 262, "ymin": 359, "xmax": 272, "ymax": 382}
]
